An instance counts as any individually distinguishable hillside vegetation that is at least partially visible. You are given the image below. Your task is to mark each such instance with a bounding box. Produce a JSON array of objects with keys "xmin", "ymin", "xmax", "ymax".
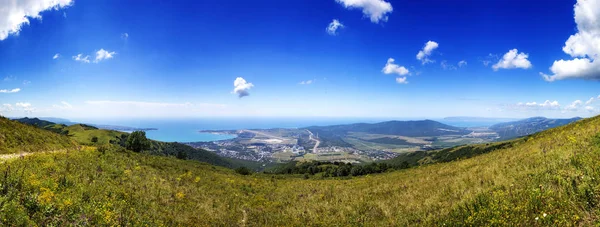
[
  {"xmin": 0, "ymin": 115, "xmax": 598, "ymax": 225},
  {"xmin": 0, "ymin": 116, "xmax": 76, "ymax": 154},
  {"xmin": 10, "ymin": 118, "xmax": 266, "ymax": 170}
]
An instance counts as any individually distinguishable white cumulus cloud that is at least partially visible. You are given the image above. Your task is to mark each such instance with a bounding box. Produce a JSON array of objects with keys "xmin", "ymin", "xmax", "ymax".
[
  {"xmin": 416, "ymin": 41, "xmax": 439, "ymax": 64},
  {"xmin": 326, "ymin": 19, "xmax": 344, "ymax": 35},
  {"xmin": 0, "ymin": 0, "xmax": 73, "ymax": 41},
  {"xmin": 382, "ymin": 58, "xmax": 409, "ymax": 76},
  {"xmin": 516, "ymin": 100, "xmax": 560, "ymax": 110},
  {"xmin": 565, "ymin": 100, "xmax": 583, "ymax": 111},
  {"xmin": 53, "ymin": 53, "xmax": 60, "ymax": 59},
  {"xmin": 0, "ymin": 88, "xmax": 20, "ymax": 93},
  {"xmin": 335, "ymin": 0, "xmax": 393, "ymax": 23},
  {"xmin": 95, "ymin": 49, "xmax": 116, "ymax": 62},
  {"xmin": 233, "ymin": 77, "xmax": 254, "ymax": 98},
  {"xmin": 492, "ymin": 49, "xmax": 532, "ymax": 71},
  {"xmin": 542, "ymin": 0, "xmax": 600, "ymax": 81}
]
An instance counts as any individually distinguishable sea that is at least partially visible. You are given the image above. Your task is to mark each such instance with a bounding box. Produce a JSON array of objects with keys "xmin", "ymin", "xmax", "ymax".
[{"xmin": 73, "ymin": 118, "xmax": 393, "ymax": 143}]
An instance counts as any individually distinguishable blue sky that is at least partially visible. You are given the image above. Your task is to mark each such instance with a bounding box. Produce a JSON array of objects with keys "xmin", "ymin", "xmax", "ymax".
[{"xmin": 0, "ymin": 0, "xmax": 599, "ymax": 119}]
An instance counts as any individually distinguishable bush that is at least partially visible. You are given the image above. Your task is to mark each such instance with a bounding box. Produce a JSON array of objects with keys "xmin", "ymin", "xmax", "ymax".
[
  {"xmin": 235, "ymin": 167, "xmax": 252, "ymax": 175},
  {"xmin": 91, "ymin": 136, "xmax": 99, "ymax": 143}
]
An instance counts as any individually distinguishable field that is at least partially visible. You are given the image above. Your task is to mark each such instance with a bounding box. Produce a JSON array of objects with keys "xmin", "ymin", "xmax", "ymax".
[{"xmin": 1, "ymin": 116, "xmax": 600, "ymax": 225}]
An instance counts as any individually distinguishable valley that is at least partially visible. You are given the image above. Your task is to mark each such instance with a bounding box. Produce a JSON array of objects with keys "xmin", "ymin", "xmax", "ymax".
[
  {"xmin": 187, "ymin": 117, "xmax": 581, "ymax": 163},
  {"xmin": 189, "ymin": 120, "xmax": 501, "ymax": 163}
]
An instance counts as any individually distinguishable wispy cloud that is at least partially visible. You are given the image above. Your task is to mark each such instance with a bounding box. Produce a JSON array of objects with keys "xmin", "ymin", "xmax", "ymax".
[
  {"xmin": 53, "ymin": 101, "xmax": 73, "ymax": 109},
  {"xmin": 565, "ymin": 100, "xmax": 583, "ymax": 111},
  {"xmin": 3, "ymin": 75, "xmax": 15, "ymax": 81},
  {"xmin": 299, "ymin": 79, "xmax": 315, "ymax": 85},
  {"xmin": 73, "ymin": 54, "xmax": 90, "ymax": 63},
  {"xmin": 15, "ymin": 102, "xmax": 34, "ymax": 113},
  {"xmin": 53, "ymin": 53, "xmax": 60, "ymax": 59},
  {"xmin": 441, "ymin": 60, "xmax": 457, "ymax": 70},
  {"xmin": 326, "ymin": 19, "xmax": 344, "ymax": 35},
  {"xmin": 0, "ymin": 88, "xmax": 21, "ymax": 93},
  {"xmin": 81, "ymin": 100, "xmax": 228, "ymax": 118},
  {"xmin": 395, "ymin": 77, "xmax": 408, "ymax": 84}
]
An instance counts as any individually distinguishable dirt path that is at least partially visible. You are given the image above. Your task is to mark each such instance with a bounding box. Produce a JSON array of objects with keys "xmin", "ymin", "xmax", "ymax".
[
  {"xmin": 0, "ymin": 149, "xmax": 69, "ymax": 162},
  {"xmin": 306, "ymin": 130, "xmax": 320, "ymax": 153}
]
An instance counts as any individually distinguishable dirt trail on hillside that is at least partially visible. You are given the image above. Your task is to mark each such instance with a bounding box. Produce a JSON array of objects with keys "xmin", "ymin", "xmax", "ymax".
[{"xmin": 0, "ymin": 149, "xmax": 70, "ymax": 162}]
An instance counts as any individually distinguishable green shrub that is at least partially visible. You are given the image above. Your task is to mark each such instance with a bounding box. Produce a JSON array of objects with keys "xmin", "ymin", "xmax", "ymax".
[{"xmin": 235, "ymin": 167, "xmax": 252, "ymax": 175}]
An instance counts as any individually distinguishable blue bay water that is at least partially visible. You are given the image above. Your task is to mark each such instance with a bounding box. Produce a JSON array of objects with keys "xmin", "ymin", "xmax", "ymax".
[{"xmin": 75, "ymin": 118, "xmax": 394, "ymax": 143}]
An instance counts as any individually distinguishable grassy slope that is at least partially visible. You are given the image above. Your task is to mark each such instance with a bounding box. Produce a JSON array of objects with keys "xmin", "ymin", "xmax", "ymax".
[
  {"xmin": 62, "ymin": 123, "xmax": 267, "ymax": 170},
  {"xmin": 64, "ymin": 124, "xmax": 123, "ymax": 145},
  {"xmin": 0, "ymin": 117, "xmax": 76, "ymax": 154},
  {"xmin": 0, "ymin": 116, "xmax": 599, "ymax": 225}
]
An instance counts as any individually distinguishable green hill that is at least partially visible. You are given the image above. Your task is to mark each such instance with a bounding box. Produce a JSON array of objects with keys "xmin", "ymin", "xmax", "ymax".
[
  {"xmin": 0, "ymin": 116, "xmax": 76, "ymax": 154},
  {"xmin": 2, "ymin": 115, "xmax": 600, "ymax": 225},
  {"xmin": 13, "ymin": 117, "xmax": 57, "ymax": 128}
]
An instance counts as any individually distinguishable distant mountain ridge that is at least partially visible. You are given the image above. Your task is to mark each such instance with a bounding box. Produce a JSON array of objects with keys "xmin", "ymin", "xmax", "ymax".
[
  {"xmin": 304, "ymin": 120, "xmax": 471, "ymax": 147},
  {"xmin": 490, "ymin": 116, "xmax": 582, "ymax": 140},
  {"xmin": 13, "ymin": 117, "xmax": 57, "ymax": 128},
  {"xmin": 306, "ymin": 120, "xmax": 470, "ymax": 137}
]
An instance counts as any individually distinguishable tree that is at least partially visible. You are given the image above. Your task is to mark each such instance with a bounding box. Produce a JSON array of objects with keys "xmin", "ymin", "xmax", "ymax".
[
  {"xmin": 235, "ymin": 167, "xmax": 252, "ymax": 175},
  {"xmin": 91, "ymin": 136, "xmax": 98, "ymax": 143},
  {"xmin": 126, "ymin": 131, "xmax": 150, "ymax": 153}
]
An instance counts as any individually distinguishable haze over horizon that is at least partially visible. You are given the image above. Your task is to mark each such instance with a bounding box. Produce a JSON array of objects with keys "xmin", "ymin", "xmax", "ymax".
[{"xmin": 1, "ymin": 0, "xmax": 599, "ymax": 119}]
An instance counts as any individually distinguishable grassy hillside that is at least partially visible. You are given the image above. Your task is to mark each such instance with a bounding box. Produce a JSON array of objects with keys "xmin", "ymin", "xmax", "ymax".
[
  {"xmin": 383, "ymin": 139, "xmax": 517, "ymax": 168},
  {"xmin": 0, "ymin": 115, "xmax": 599, "ymax": 225},
  {"xmin": 10, "ymin": 118, "xmax": 266, "ymax": 170},
  {"xmin": 65, "ymin": 124, "xmax": 123, "ymax": 145},
  {"xmin": 0, "ymin": 116, "xmax": 76, "ymax": 154}
]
